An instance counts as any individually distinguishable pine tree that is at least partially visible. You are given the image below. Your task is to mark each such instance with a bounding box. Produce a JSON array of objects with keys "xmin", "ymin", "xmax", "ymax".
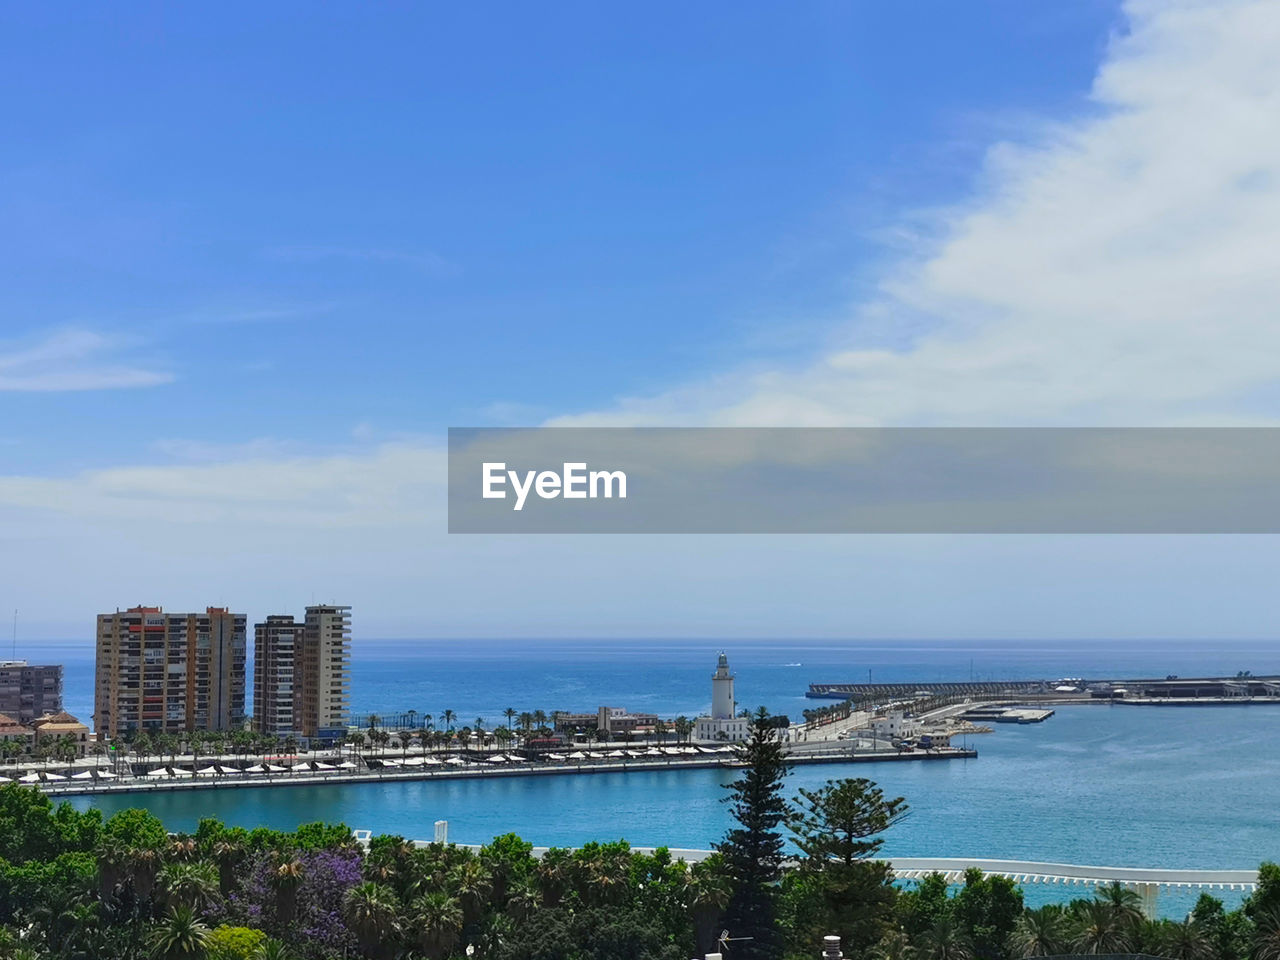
[{"xmin": 714, "ymin": 706, "xmax": 789, "ymax": 960}]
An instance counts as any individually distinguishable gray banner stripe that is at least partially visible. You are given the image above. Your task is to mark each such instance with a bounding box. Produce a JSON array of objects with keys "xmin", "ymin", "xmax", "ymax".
[{"xmin": 447, "ymin": 427, "xmax": 1280, "ymax": 533}]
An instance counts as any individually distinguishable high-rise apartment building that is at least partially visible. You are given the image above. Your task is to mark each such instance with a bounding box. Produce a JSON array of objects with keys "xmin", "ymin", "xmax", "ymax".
[
  {"xmin": 0, "ymin": 661, "xmax": 63, "ymax": 724},
  {"xmin": 94, "ymin": 606, "xmax": 247, "ymax": 737},
  {"xmin": 253, "ymin": 604, "xmax": 350, "ymax": 743},
  {"xmin": 301, "ymin": 605, "xmax": 351, "ymax": 741},
  {"xmin": 253, "ymin": 615, "xmax": 302, "ymax": 736}
]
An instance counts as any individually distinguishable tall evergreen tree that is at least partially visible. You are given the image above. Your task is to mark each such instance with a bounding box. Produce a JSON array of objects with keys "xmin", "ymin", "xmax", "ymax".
[{"xmin": 714, "ymin": 707, "xmax": 788, "ymax": 960}]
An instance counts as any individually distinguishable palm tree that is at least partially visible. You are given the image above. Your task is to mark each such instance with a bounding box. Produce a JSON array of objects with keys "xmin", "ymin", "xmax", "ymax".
[
  {"xmin": 532, "ymin": 710, "xmax": 548, "ymax": 735},
  {"xmin": 411, "ymin": 891, "xmax": 464, "ymax": 960},
  {"xmin": 1010, "ymin": 906, "xmax": 1068, "ymax": 958},
  {"xmin": 536, "ymin": 848, "xmax": 574, "ymax": 907},
  {"xmin": 1254, "ymin": 906, "xmax": 1280, "ymax": 960},
  {"xmin": 342, "ymin": 881, "xmax": 401, "ymax": 959},
  {"xmin": 1161, "ymin": 917, "xmax": 1212, "ymax": 960},
  {"xmin": 133, "ymin": 731, "xmax": 153, "ymax": 770},
  {"xmin": 148, "ymin": 905, "xmax": 210, "ymax": 959},
  {"xmin": 169, "ymin": 834, "xmax": 198, "ymax": 861},
  {"xmin": 451, "ymin": 859, "xmax": 494, "ymax": 926},
  {"xmin": 686, "ymin": 864, "xmax": 733, "ymax": 957},
  {"xmin": 1096, "ymin": 881, "xmax": 1145, "ymax": 927},
  {"xmin": 212, "ymin": 838, "xmax": 246, "ymax": 897},
  {"xmin": 157, "ymin": 861, "xmax": 220, "ymax": 913},
  {"xmin": 674, "ymin": 716, "xmax": 692, "ymax": 743},
  {"xmin": 126, "ymin": 844, "xmax": 163, "ymax": 900},
  {"xmin": 915, "ymin": 916, "xmax": 974, "ymax": 960},
  {"xmin": 1072, "ymin": 899, "xmax": 1132, "ymax": 955},
  {"xmin": 505, "ymin": 877, "xmax": 540, "ymax": 922},
  {"xmin": 474, "ymin": 718, "xmax": 486, "ymax": 753},
  {"xmin": 870, "ymin": 930, "xmax": 912, "ymax": 960},
  {"xmin": 268, "ymin": 855, "xmax": 305, "ymax": 924},
  {"xmin": 585, "ymin": 851, "xmax": 631, "ymax": 907},
  {"xmin": 504, "ymin": 707, "xmax": 517, "ymax": 732},
  {"xmin": 439, "ymin": 709, "xmax": 456, "ymax": 733},
  {"xmin": 254, "ymin": 939, "xmax": 299, "ymax": 960}
]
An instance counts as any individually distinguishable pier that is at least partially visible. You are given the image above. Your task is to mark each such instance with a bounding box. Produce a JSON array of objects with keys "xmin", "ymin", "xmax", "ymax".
[
  {"xmin": 961, "ymin": 705, "xmax": 1055, "ymax": 724},
  {"xmin": 807, "ymin": 674, "xmax": 1280, "ymax": 703}
]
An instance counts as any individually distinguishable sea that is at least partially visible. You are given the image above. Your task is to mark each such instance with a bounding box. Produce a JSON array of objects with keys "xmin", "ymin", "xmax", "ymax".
[{"xmin": 31, "ymin": 636, "xmax": 1280, "ymax": 915}]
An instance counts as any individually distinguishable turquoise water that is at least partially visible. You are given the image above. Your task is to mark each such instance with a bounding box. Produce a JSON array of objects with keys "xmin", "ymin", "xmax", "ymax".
[
  {"xmin": 70, "ymin": 701, "xmax": 1280, "ymax": 916},
  {"xmin": 46, "ymin": 637, "xmax": 1280, "ymax": 914},
  {"xmin": 68, "ymin": 703, "xmax": 1280, "ymax": 915},
  {"xmin": 69, "ymin": 704, "xmax": 1279, "ymax": 865}
]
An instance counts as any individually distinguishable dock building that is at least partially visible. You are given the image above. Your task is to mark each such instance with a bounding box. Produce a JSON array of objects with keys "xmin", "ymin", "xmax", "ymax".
[{"xmin": 553, "ymin": 706, "xmax": 659, "ymax": 737}]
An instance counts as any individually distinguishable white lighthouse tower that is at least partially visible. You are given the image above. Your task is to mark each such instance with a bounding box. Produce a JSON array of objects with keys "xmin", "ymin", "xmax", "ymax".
[
  {"xmin": 711, "ymin": 651, "xmax": 735, "ymax": 719},
  {"xmin": 696, "ymin": 651, "xmax": 748, "ymax": 742}
]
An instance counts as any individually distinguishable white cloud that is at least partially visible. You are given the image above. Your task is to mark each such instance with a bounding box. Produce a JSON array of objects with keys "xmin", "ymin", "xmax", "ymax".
[
  {"xmin": 554, "ymin": 0, "xmax": 1280, "ymax": 428},
  {"xmin": 0, "ymin": 328, "xmax": 172, "ymax": 392},
  {"xmin": 0, "ymin": 443, "xmax": 444, "ymax": 527}
]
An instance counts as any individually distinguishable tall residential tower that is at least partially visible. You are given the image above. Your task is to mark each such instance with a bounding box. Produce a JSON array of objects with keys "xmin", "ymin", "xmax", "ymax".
[
  {"xmin": 253, "ymin": 604, "xmax": 351, "ymax": 743},
  {"xmin": 94, "ymin": 606, "xmax": 247, "ymax": 737},
  {"xmin": 253, "ymin": 615, "xmax": 303, "ymax": 737}
]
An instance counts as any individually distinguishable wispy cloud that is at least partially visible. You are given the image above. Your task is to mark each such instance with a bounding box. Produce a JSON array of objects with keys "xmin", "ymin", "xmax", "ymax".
[
  {"xmin": 265, "ymin": 245, "xmax": 458, "ymax": 276},
  {"xmin": 0, "ymin": 442, "xmax": 445, "ymax": 526},
  {"xmin": 150, "ymin": 437, "xmax": 305, "ymax": 463},
  {"xmin": 183, "ymin": 304, "xmax": 338, "ymax": 325},
  {"xmin": 0, "ymin": 328, "xmax": 172, "ymax": 392},
  {"xmin": 555, "ymin": 0, "xmax": 1280, "ymax": 429}
]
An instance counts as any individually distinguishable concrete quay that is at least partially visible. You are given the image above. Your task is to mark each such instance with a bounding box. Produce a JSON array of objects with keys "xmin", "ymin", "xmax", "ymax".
[{"xmin": 16, "ymin": 743, "xmax": 976, "ymax": 798}]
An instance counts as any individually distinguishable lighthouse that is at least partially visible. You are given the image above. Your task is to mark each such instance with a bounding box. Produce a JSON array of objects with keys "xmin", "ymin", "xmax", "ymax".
[
  {"xmin": 711, "ymin": 651, "xmax": 735, "ymax": 720},
  {"xmin": 695, "ymin": 651, "xmax": 748, "ymax": 742}
]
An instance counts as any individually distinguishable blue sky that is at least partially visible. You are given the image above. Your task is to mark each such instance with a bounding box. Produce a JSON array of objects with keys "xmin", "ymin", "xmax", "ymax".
[
  {"xmin": 2, "ymin": 2, "xmax": 1117, "ymax": 465},
  {"xmin": 7, "ymin": 0, "xmax": 1280, "ymax": 640}
]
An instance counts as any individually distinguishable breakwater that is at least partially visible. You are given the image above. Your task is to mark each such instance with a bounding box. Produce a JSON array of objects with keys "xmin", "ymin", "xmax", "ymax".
[{"xmin": 807, "ymin": 674, "xmax": 1280, "ymax": 701}]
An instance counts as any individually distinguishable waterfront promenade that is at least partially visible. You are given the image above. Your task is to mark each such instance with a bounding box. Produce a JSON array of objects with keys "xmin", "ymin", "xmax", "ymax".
[{"xmin": 13, "ymin": 741, "xmax": 976, "ymax": 797}]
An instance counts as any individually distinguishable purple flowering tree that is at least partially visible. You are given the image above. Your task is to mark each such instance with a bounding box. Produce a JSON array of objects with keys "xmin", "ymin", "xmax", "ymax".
[{"xmin": 230, "ymin": 848, "xmax": 363, "ymax": 958}]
